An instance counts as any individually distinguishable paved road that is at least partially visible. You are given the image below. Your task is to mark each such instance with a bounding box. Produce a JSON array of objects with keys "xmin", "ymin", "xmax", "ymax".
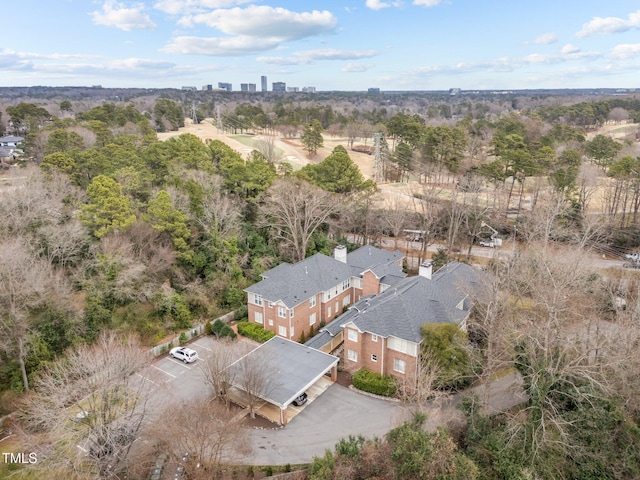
[
  {"xmin": 244, "ymin": 384, "xmax": 410, "ymax": 465},
  {"xmin": 242, "ymin": 372, "xmax": 527, "ymax": 466}
]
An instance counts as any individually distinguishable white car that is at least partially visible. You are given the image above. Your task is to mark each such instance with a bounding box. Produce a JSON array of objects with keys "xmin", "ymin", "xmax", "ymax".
[
  {"xmin": 478, "ymin": 240, "xmax": 495, "ymax": 248},
  {"xmin": 169, "ymin": 347, "xmax": 198, "ymax": 363}
]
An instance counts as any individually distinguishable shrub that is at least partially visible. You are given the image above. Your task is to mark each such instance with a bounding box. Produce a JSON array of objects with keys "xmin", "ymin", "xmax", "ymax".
[
  {"xmin": 210, "ymin": 319, "xmax": 237, "ymax": 340},
  {"xmin": 236, "ymin": 321, "xmax": 275, "ymax": 343},
  {"xmin": 309, "ymin": 325, "xmax": 315, "ymax": 337},
  {"xmin": 299, "ymin": 331, "xmax": 306, "ymax": 344},
  {"xmin": 352, "ymin": 368, "xmax": 397, "ymax": 397},
  {"xmin": 178, "ymin": 332, "xmax": 188, "ymax": 345}
]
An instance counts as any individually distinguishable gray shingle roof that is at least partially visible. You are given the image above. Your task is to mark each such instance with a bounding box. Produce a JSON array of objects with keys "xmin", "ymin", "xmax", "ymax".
[
  {"xmin": 315, "ymin": 262, "xmax": 483, "ymax": 344},
  {"xmin": 227, "ymin": 336, "xmax": 338, "ymax": 408},
  {"xmin": 246, "ymin": 245, "xmax": 405, "ymax": 308},
  {"xmin": 246, "ymin": 253, "xmax": 353, "ymax": 308}
]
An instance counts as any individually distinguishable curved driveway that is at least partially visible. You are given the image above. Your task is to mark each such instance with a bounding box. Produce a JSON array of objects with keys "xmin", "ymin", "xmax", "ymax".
[{"xmin": 245, "ymin": 383, "xmax": 410, "ymax": 466}]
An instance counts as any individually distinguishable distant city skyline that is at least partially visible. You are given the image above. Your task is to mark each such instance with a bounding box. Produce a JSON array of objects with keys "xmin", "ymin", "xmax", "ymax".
[{"xmin": 2, "ymin": 1, "xmax": 640, "ymax": 90}]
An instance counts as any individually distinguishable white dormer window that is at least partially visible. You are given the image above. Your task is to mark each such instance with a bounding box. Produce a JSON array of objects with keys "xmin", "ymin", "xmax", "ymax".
[
  {"xmin": 254, "ymin": 294, "xmax": 263, "ymax": 306},
  {"xmin": 342, "ymin": 279, "xmax": 350, "ymax": 290}
]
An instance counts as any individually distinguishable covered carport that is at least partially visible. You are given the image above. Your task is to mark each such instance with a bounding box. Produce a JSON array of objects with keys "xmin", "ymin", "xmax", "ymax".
[{"xmin": 227, "ymin": 336, "xmax": 339, "ymax": 425}]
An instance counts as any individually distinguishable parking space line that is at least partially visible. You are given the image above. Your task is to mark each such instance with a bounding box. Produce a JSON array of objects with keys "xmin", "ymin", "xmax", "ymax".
[
  {"xmin": 136, "ymin": 373, "xmax": 159, "ymax": 386},
  {"xmin": 168, "ymin": 359, "xmax": 192, "ymax": 370},
  {"xmin": 192, "ymin": 343, "xmax": 212, "ymax": 352},
  {"xmin": 152, "ymin": 365, "xmax": 176, "ymax": 378}
]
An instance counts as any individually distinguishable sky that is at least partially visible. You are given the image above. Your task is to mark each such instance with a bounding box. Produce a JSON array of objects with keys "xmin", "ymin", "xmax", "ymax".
[{"xmin": 2, "ymin": 1, "xmax": 640, "ymax": 91}]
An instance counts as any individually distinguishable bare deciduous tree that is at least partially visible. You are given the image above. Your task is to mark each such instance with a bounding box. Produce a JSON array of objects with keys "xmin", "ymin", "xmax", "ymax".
[
  {"xmin": 21, "ymin": 332, "xmax": 152, "ymax": 478},
  {"xmin": 254, "ymin": 133, "xmax": 278, "ymax": 163},
  {"xmin": 228, "ymin": 347, "xmax": 280, "ymax": 419},
  {"xmin": 147, "ymin": 399, "xmax": 249, "ymax": 479},
  {"xmin": 0, "ymin": 238, "xmax": 67, "ymax": 391},
  {"xmin": 200, "ymin": 339, "xmax": 250, "ymax": 406},
  {"xmin": 259, "ymin": 178, "xmax": 340, "ymax": 262}
]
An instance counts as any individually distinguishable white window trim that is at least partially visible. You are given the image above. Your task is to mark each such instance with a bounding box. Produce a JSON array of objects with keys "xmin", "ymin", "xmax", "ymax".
[
  {"xmin": 347, "ymin": 329, "xmax": 358, "ymax": 342},
  {"xmin": 278, "ymin": 307, "xmax": 286, "ymax": 318},
  {"xmin": 347, "ymin": 349, "xmax": 357, "ymax": 361},
  {"xmin": 371, "ymin": 334, "xmax": 378, "ymax": 342},
  {"xmin": 393, "ymin": 358, "xmax": 406, "ymax": 374},
  {"xmin": 254, "ymin": 294, "xmax": 263, "ymax": 306},
  {"xmin": 309, "ymin": 296, "xmax": 316, "ymax": 308},
  {"xmin": 310, "ymin": 312, "xmax": 316, "ymax": 326},
  {"xmin": 371, "ymin": 354, "xmax": 377, "ymax": 362},
  {"xmin": 278, "ymin": 325, "xmax": 287, "ymax": 337}
]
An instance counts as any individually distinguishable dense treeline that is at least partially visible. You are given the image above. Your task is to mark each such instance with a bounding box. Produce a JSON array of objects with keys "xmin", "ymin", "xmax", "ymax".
[{"xmin": 2, "ymin": 92, "xmax": 640, "ymax": 478}]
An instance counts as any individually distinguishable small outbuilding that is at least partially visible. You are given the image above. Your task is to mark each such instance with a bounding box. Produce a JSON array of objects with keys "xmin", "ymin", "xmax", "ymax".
[{"xmin": 227, "ymin": 336, "xmax": 338, "ymax": 425}]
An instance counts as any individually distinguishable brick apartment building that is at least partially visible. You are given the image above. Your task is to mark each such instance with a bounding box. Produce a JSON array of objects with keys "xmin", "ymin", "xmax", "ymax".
[
  {"xmin": 245, "ymin": 245, "xmax": 404, "ymax": 342},
  {"xmin": 306, "ymin": 261, "xmax": 484, "ymax": 388}
]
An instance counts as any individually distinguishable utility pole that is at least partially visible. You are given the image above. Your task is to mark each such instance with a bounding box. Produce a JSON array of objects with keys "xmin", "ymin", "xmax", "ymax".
[
  {"xmin": 191, "ymin": 102, "xmax": 198, "ymax": 124},
  {"xmin": 373, "ymin": 133, "xmax": 383, "ymax": 183},
  {"xmin": 215, "ymin": 105, "xmax": 222, "ymax": 133}
]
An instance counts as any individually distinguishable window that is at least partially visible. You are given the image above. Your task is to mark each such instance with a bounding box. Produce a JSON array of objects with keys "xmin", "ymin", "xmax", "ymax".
[
  {"xmin": 268, "ymin": 319, "xmax": 273, "ymax": 326},
  {"xmin": 393, "ymin": 358, "xmax": 406, "ymax": 374},
  {"xmin": 343, "ymin": 295, "xmax": 350, "ymax": 307},
  {"xmin": 371, "ymin": 354, "xmax": 377, "ymax": 362},
  {"xmin": 342, "ymin": 279, "xmax": 350, "ymax": 290},
  {"xmin": 347, "ymin": 329, "xmax": 358, "ymax": 342},
  {"xmin": 278, "ymin": 325, "xmax": 287, "ymax": 337},
  {"xmin": 268, "ymin": 301, "xmax": 274, "ymax": 308},
  {"xmin": 310, "ymin": 312, "xmax": 316, "ymax": 326},
  {"xmin": 309, "ymin": 296, "xmax": 316, "ymax": 308},
  {"xmin": 254, "ymin": 294, "xmax": 263, "ymax": 306},
  {"xmin": 371, "ymin": 334, "xmax": 378, "ymax": 342},
  {"xmin": 328, "ymin": 306, "xmax": 332, "ymax": 317},
  {"xmin": 335, "ymin": 301, "xmax": 338, "ymax": 313},
  {"xmin": 290, "ymin": 326, "xmax": 294, "ymax": 338},
  {"xmin": 347, "ymin": 349, "xmax": 357, "ymax": 362},
  {"xmin": 254, "ymin": 312, "xmax": 263, "ymax": 324},
  {"xmin": 278, "ymin": 306, "xmax": 286, "ymax": 318},
  {"xmin": 289, "ymin": 308, "xmax": 294, "ymax": 318}
]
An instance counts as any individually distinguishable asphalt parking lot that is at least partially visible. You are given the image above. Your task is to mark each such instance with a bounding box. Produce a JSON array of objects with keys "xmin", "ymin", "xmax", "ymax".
[{"xmin": 134, "ymin": 335, "xmax": 408, "ymax": 466}]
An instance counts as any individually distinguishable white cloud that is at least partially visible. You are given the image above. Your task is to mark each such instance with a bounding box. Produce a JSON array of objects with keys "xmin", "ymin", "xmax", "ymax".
[
  {"xmin": 91, "ymin": 0, "xmax": 156, "ymax": 31},
  {"xmin": 527, "ymin": 33, "xmax": 558, "ymax": 45},
  {"xmin": 153, "ymin": 0, "xmax": 251, "ymax": 16},
  {"xmin": 576, "ymin": 9, "xmax": 640, "ymax": 38},
  {"xmin": 365, "ymin": 0, "xmax": 402, "ymax": 10},
  {"xmin": 611, "ymin": 43, "xmax": 640, "ymax": 59},
  {"xmin": 342, "ymin": 62, "xmax": 373, "ymax": 72},
  {"xmin": 561, "ymin": 44, "xmax": 580, "ymax": 55},
  {"xmin": 164, "ymin": 6, "xmax": 337, "ymax": 56},
  {"xmin": 182, "ymin": 6, "xmax": 337, "ymax": 40},
  {"xmin": 162, "ymin": 35, "xmax": 280, "ymax": 56},
  {"xmin": 413, "ymin": 0, "xmax": 443, "ymax": 6},
  {"xmin": 257, "ymin": 49, "xmax": 379, "ymax": 65},
  {"xmin": 408, "ymin": 48, "xmax": 602, "ymax": 77}
]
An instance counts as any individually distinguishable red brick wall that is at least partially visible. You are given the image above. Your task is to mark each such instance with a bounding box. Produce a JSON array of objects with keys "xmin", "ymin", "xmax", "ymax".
[{"xmin": 362, "ymin": 271, "xmax": 381, "ymax": 296}]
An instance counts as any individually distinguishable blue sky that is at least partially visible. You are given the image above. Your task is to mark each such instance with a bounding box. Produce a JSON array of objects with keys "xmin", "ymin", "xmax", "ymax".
[{"xmin": 2, "ymin": 1, "xmax": 640, "ymax": 91}]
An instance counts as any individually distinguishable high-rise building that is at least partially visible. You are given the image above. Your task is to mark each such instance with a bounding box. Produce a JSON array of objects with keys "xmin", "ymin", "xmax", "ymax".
[
  {"xmin": 272, "ymin": 81, "xmax": 286, "ymax": 92},
  {"xmin": 218, "ymin": 82, "xmax": 232, "ymax": 92},
  {"xmin": 202, "ymin": 84, "xmax": 213, "ymax": 91},
  {"xmin": 241, "ymin": 83, "xmax": 257, "ymax": 92},
  {"xmin": 302, "ymin": 86, "xmax": 316, "ymax": 93},
  {"xmin": 287, "ymin": 87, "xmax": 299, "ymax": 93},
  {"xmin": 261, "ymin": 76, "xmax": 267, "ymax": 92}
]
